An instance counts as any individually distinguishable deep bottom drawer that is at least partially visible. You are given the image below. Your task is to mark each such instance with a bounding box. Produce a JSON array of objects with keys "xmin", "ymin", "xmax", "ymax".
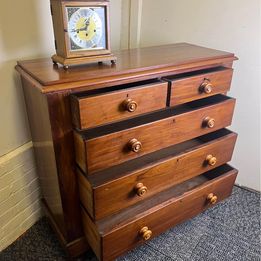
[{"xmin": 81, "ymin": 164, "xmax": 237, "ymax": 261}]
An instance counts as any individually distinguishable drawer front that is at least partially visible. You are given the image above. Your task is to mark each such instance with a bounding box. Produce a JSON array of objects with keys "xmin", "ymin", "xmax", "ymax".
[
  {"xmin": 168, "ymin": 68, "xmax": 233, "ymax": 106},
  {"xmin": 81, "ymin": 130, "xmax": 237, "ymax": 220},
  {"xmin": 81, "ymin": 166, "xmax": 238, "ymax": 261},
  {"xmin": 77, "ymin": 97, "xmax": 235, "ymax": 174},
  {"xmin": 102, "ymin": 167, "xmax": 237, "ymax": 260},
  {"xmin": 71, "ymin": 81, "xmax": 168, "ymax": 129}
]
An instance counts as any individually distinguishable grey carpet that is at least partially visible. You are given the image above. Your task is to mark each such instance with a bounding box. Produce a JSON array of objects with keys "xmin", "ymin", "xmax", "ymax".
[{"xmin": 1, "ymin": 186, "xmax": 260, "ymax": 261}]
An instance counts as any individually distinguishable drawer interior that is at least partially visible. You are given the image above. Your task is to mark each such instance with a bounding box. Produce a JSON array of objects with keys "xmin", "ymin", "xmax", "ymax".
[
  {"xmin": 96, "ymin": 164, "xmax": 236, "ymax": 233},
  {"xmin": 77, "ymin": 94, "xmax": 233, "ymax": 139},
  {"xmin": 163, "ymin": 66, "xmax": 229, "ymax": 81},
  {"xmin": 71, "ymin": 79, "xmax": 162, "ymax": 98},
  {"xmin": 87, "ymin": 129, "xmax": 236, "ymax": 186}
]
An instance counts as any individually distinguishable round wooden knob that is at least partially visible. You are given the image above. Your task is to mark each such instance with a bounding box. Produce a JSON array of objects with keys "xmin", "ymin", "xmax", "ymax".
[
  {"xmin": 128, "ymin": 138, "xmax": 142, "ymax": 153},
  {"xmin": 123, "ymin": 98, "xmax": 138, "ymax": 112},
  {"xmin": 207, "ymin": 193, "xmax": 218, "ymax": 204},
  {"xmin": 206, "ymin": 154, "xmax": 217, "ymax": 166},
  {"xmin": 135, "ymin": 183, "xmax": 148, "ymax": 196},
  {"xmin": 203, "ymin": 117, "xmax": 215, "ymax": 128},
  {"xmin": 200, "ymin": 81, "xmax": 213, "ymax": 94},
  {"xmin": 139, "ymin": 226, "xmax": 152, "ymax": 241}
]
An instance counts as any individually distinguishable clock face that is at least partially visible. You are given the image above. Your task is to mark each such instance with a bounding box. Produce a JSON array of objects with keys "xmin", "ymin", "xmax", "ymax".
[{"xmin": 66, "ymin": 6, "xmax": 107, "ymax": 51}]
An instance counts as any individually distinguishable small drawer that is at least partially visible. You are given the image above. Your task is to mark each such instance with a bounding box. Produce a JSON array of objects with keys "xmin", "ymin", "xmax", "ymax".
[
  {"xmin": 81, "ymin": 164, "xmax": 238, "ymax": 261},
  {"xmin": 71, "ymin": 80, "xmax": 168, "ymax": 129},
  {"xmin": 74, "ymin": 95, "xmax": 236, "ymax": 174},
  {"xmin": 164, "ymin": 67, "xmax": 233, "ymax": 106},
  {"xmin": 78, "ymin": 129, "xmax": 237, "ymax": 220}
]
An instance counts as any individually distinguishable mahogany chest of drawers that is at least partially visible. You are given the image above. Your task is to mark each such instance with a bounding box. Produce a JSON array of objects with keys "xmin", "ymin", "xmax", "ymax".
[{"xmin": 17, "ymin": 43, "xmax": 238, "ymax": 260}]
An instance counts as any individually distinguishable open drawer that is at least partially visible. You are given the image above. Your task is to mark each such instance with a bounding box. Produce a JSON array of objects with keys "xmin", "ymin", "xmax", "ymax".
[
  {"xmin": 78, "ymin": 129, "xmax": 237, "ymax": 220},
  {"xmin": 74, "ymin": 95, "xmax": 236, "ymax": 174},
  {"xmin": 71, "ymin": 79, "xmax": 168, "ymax": 129},
  {"xmin": 164, "ymin": 67, "xmax": 233, "ymax": 106},
  {"xmin": 81, "ymin": 164, "xmax": 238, "ymax": 261}
]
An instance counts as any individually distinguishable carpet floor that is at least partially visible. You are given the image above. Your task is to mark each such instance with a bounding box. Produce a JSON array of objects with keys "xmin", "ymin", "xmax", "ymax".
[{"xmin": 1, "ymin": 186, "xmax": 260, "ymax": 261}]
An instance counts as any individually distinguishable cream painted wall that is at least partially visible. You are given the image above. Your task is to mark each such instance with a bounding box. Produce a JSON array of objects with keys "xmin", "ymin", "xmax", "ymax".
[
  {"xmin": 138, "ymin": 0, "xmax": 261, "ymax": 190},
  {"xmin": 0, "ymin": 0, "xmax": 122, "ymax": 156},
  {"xmin": 0, "ymin": 0, "xmax": 122, "ymax": 250}
]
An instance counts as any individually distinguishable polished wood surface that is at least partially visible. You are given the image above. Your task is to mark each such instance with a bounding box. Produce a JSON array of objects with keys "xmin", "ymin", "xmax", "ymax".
[
  {"xmin": 17, "ymin": 43, "xmax": 236, "ymax": 92},
  {"xmin": 78, "ymin": 129, "xmax": 237, "ymax": 219},
  {"xmin": 50, "ymin": 0, "xmax": 66, "ymax": 58},
  {"xmin": 75, "ymin": 95, "xmax": 235, "ymax": 174},
  {"xmin": 81, "ymin": 204, "xmax": 102, "ymax": 260},
  {"xmin": 165, "ymin": 67, "xmax": 233, "ymax": 106},
  {"xmin": 81, "ymin": 165, "xmax": 238, "ymax": 261},
  {"xmin": 21, "ymin": 77, "xmax": 65, "ymax": 235},
  {"xmin": 207, "ymin": 193, "xmax": 218, "ymax": 204},
  {"xmin": 78, "ymin": 170, "xmax": 93, "ymax": 216},
  {"xmin": 47, "ymin": 91, "xmax": 84, "ymax": 241},
  {"xmin": 139, "ymin": 226, "xmax": 152, "ymax": 241},
  {"xmin": 17, "ymin": 43, "xmax": 238, "ymax": 260},
  {"xmin": 20, "ymin": 75, "xmax": 88, "ymax": 256},
  {"xmin": 52, "ymin": 53, "xmax": 117, "ymax": 69},
  {"xmin": 71, "ymin": 81, "xmax": 168, "ymax": 129},
  {"xmin": 42, "ymin": 199, "xmax": 89, "ymax": 257}
]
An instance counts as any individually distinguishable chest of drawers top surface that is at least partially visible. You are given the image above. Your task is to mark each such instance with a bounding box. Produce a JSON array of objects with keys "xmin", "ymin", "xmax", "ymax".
[{"xmin": 16, "ymin": 43, "xmax": 236, "ymax": 93}]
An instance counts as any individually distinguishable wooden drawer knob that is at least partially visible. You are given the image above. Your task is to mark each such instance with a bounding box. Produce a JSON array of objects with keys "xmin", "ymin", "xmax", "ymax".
[
  {"xmin": 139, "ymin": 226, "xmax": 152, "ymax": 240},
  {"xmin": 123, "ymin": 98, "xmax": 138, "ymax": 112},
  {"xmin": 207, "ymin": 193, "xmax": 218, "ymax": 204},
  {"xmin": 135, "ymin": 183, "xmax": 148, "ymax": 196},
  {"xmin": 128, "ymin": 138, "xmax": 142, "ymax": 153},
  {"xmin": 200, "ymin": 80, "xmax": 213, "ymax": 94},
  {"xmin": 206, "ymin": 154, "xmax": 217, "ymax": 166},
  {"xmin": 203, "ymin": 117, "xmax": 215, "ymax": 128}
]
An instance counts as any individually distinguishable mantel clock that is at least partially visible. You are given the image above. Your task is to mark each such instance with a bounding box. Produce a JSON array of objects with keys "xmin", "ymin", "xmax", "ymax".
[{"xmin": 50, "ymin": 0, "xmax": 116, "ymax": 68}]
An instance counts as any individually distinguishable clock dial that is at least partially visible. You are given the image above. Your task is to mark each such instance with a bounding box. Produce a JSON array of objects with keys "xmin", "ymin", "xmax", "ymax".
[{"xmin": 67, "ymin": 7, "xmax": 106, "ymax": 51}]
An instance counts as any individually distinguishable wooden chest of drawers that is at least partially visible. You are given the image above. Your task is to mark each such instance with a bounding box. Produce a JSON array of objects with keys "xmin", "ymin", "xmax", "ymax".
[{"xmin": 17, "ymin": 43, "xmax": 238, "ymax": 260}]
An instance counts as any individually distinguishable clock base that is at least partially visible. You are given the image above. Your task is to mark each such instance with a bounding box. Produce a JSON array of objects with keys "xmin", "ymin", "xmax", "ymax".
[{"xmin": 52, "ymin": 54, "xmax": 117, "ymax": 69}]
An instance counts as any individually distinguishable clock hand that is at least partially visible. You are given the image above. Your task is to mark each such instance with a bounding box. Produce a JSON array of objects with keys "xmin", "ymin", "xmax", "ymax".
[
  {"xmin": 85, "ymin": 17, "xmax": 91, "ymax": 31},
  {"xmin": 70, "ymin": 16, "xmax": 91, "ymax": 33},
  {"xmin": 70, "ymin": 27, "xmax": 86, "ymax": 33}
]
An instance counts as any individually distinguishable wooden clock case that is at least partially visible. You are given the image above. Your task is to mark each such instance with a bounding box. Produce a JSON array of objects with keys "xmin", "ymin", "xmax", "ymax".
[{"xmin": 50, "ymin": 0, "xmax": 116, "ymax": 68}]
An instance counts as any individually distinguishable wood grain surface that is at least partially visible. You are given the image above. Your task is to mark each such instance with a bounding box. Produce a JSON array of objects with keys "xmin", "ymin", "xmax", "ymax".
[
  {"xmin": 81, "ymin": 207, "xmax": 101, "ymax": 260},
  {"xmin": 71, "ymin": 81, "xmax": 168, "ymax": 129},
  {"xmin": 78, "ymin": 130, "xmax": 237, "ymax": 219},
  {"xmin": 16, "ymin": 43, "xmax": 236, "ymax": 92},
  {"xmin": 75, "ymin": 95, "xmax": 236, "ymax": 174},
  {"xmin": 21, "ymin": 77, "xmax": 66, "ymax": 236},
  {"xmin": 81, "ymin": 165, "xmax": 238, "ymax": 261},
  {"xmin": 17, "ymin": 43, "xmax": 238, "ymax": 260},
  {"xmin": 166, "ymin": 67, "xmax": 233, "ymax": 106},
  {"xmin": 47, "ymin": 91, "xmax": 84, "ymax": 242}
]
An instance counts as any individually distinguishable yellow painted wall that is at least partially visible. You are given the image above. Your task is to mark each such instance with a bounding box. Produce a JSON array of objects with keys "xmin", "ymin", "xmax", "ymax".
[{"xmin": 0, "ymin": 0, "xmax": 122, "ymax": 250}]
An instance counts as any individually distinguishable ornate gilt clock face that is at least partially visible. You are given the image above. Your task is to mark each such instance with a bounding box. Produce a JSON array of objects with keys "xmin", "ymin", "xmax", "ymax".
[{"xmin": 66, "ymin": 7, "xmax": 107, "ymax": 51}]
